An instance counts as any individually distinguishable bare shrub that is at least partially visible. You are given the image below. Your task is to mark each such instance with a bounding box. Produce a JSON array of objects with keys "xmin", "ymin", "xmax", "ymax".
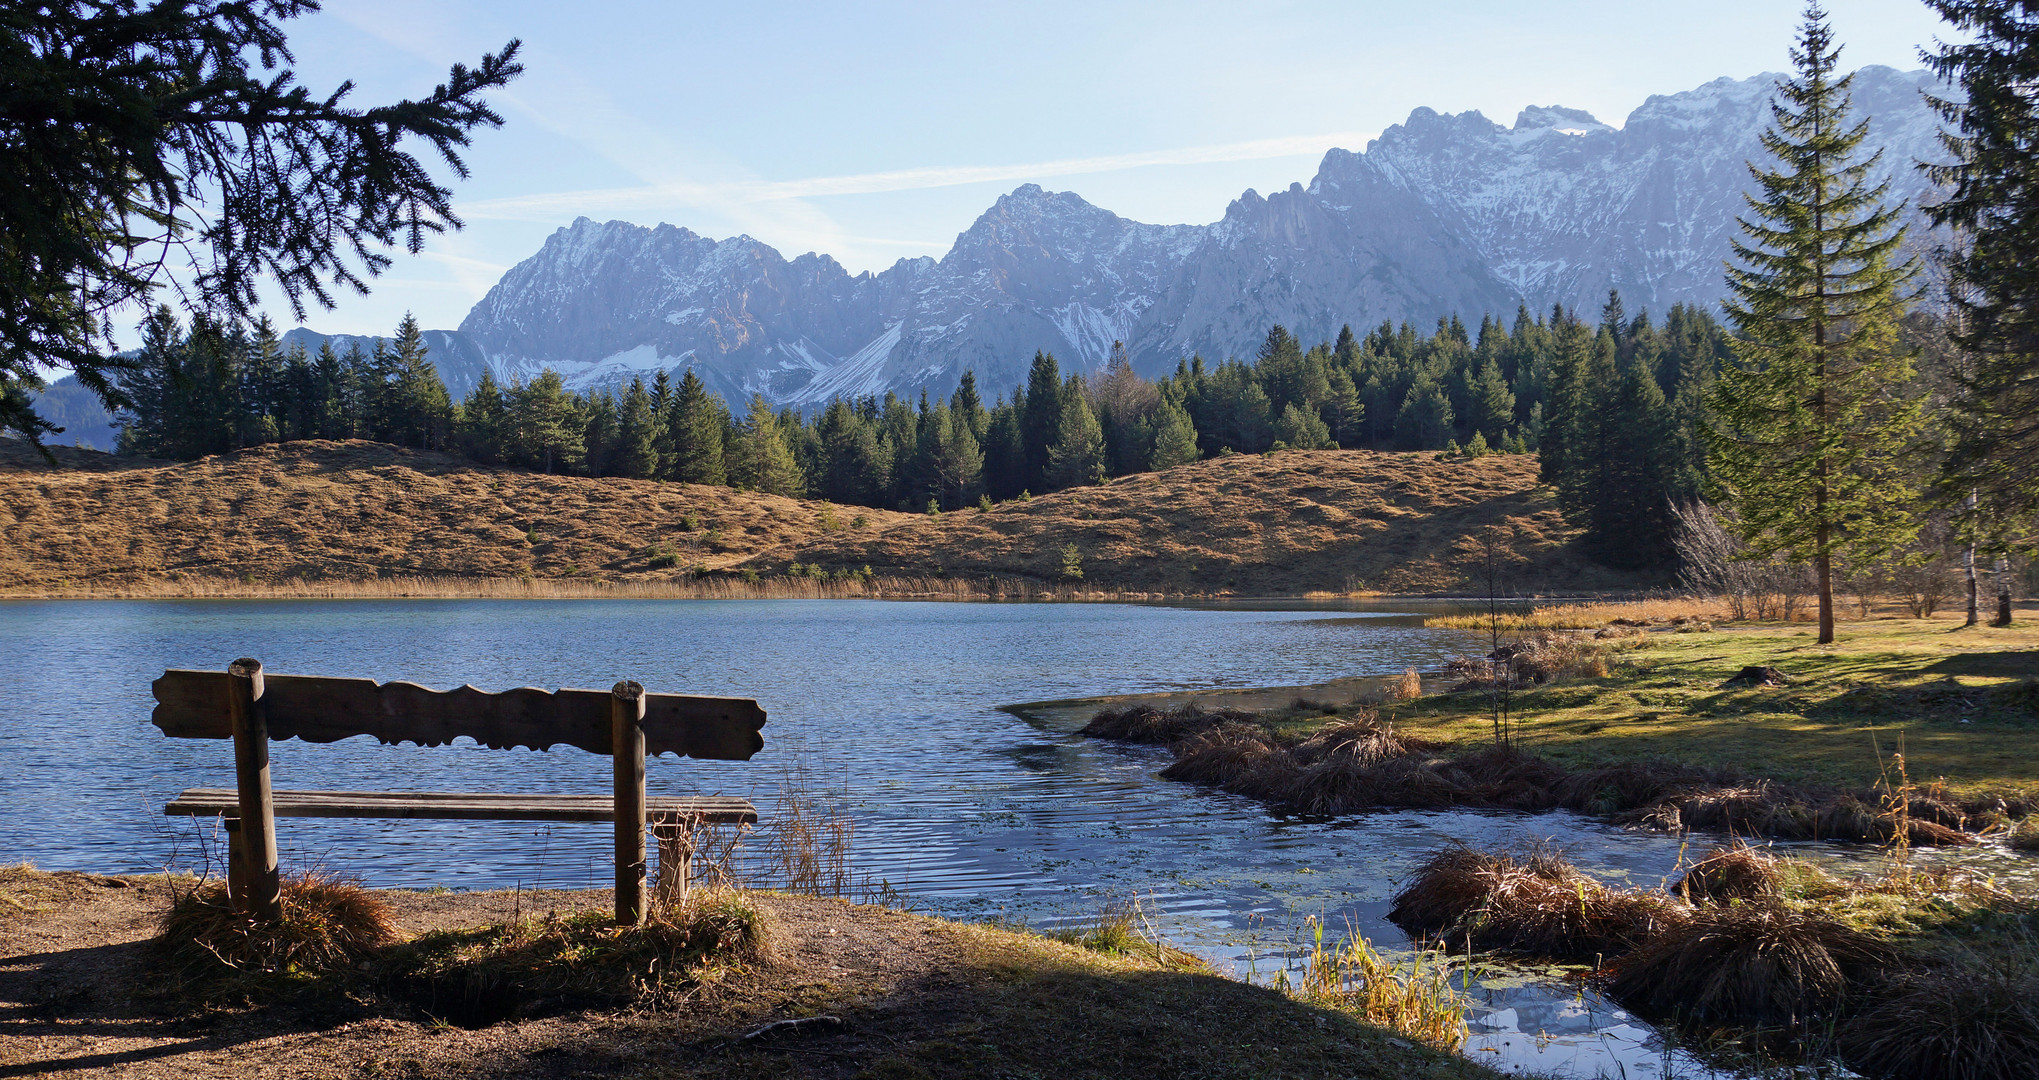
[{"xmin": 1670, "ymin": 501, "xmax": 1814, "ymax": 621}]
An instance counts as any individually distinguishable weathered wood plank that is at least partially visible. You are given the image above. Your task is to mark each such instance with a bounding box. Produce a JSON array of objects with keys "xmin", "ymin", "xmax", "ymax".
[
  {"xmin": 151, "ymin": 670, "xmax": 766, "ymax": 759},
  {"xmin": 228, "ymin": 659, "xmax": 281, "ymax": 919},
  {"xmin": 165, "ymin": 788, "xmax": 758, "ymax": 824}
]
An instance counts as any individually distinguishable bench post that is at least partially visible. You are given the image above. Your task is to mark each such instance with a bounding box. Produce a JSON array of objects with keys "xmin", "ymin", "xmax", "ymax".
[
  {"xmin": 228, "ymin": 658, "xmax": 281, "ymax": 921},
  {"xmin": 611, "ymin": 680, "xmax": 648, "ymax": 926}
]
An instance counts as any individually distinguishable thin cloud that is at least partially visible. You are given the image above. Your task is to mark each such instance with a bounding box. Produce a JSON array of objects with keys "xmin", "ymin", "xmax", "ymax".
[{"xmin": 462, "ymin": 131, "xmax": 1376, "ymax": 222}]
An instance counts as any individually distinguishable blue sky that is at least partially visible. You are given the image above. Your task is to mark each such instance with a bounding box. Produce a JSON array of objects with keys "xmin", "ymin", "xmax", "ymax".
[{"xmin": 261, "ymin": 0, "xmax": 1956, "ymax": 338}]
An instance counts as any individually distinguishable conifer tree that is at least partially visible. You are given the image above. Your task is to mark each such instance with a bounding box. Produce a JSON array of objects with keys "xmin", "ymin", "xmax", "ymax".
[
  {"xmin": 509, "ymin": 371, "xmax": 584, "ymax": 474},
  {"xmin": 1467, "ymin": 359, "xmax": 1516, "ymax": 444},
  {"xmin": 668, "ymin": 369, "xmax": 726, "ymax": 486},
  {"xmin": 1046, "ymin": 378, "xmax": 1106, "ymax": 489},
  {"xmin": 392, "ymin": 316, "xmax": 456, "ymax": 450},
  {"xmin": 1395, "ymin": 372, "xmax": 1455, "ymax": 450},
  {"xmin": 1150, "ymin": 399, "xmax": 1201, "ymax": 469},
  {"xmin": 648, "ymin": 369, "xmax": 677, "ymax": 477},
  {"xmin": 729, "ymin": 394, "xmax": 803, "ymax": 496},
  {"xmin": 612, "ymin": 377, "xmax": 659, "ymax": 479},
  {"xmin": 1922, "ymin": 1, "xmax": 2039, "ymax": 586},
  {"xmin": 1020, "ymin": 351, "xmax": 1063, "ymax": 491},
  {"xmin": 1275, "ymin": 401, "xmax": 1332, "ymax": 450},
  {"xmin": 1327, "ymin": 368, "xmax": 1364, "ymax": 448},
  {"xmin": 458, "ymin": 370, "xmax": 508, "ymax": 463},
  {"xmin": 1705, "ymin": 3, "xmax": 1922, "ymax": 643}
]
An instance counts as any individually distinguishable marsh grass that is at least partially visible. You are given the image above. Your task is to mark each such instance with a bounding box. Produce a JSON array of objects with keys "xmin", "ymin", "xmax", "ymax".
[
  {"xmin": 1278, "ymin": 915, "xmax": 1471, "ymax": 1051},
  {"xmin": 156, "ymin": 870, "xmax": 397, "ymax": 986},
  {"xmin": 1426, "ymin": 598, "xmax": 1728, "ymax": 631},
  {"xmin": 1607, "ymin": 900, "xmax": 1897, "ymax": 1027},
  {"xmin": 1387, "ymin": 845, "xmax": 1684, "ymax": 959}
]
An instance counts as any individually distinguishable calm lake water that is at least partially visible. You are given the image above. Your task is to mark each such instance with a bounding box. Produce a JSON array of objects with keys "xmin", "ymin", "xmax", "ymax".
[{"xmin": 8, "ymin": 597, "xmax": 2000, "ymax": 1078}]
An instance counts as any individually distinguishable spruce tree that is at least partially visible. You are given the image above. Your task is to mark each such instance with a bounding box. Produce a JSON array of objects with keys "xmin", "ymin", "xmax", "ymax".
[
  {"xmin": 1467, "ymin": 360, "xmax": 1516, "ymax": 444},
  {"xmin": 729, "ymin": 394, "xmax": 802, "ymax": 496},
  {"xmin": 613, "ymin": 377, "xmax": 659, "ymax": 479},
  {"xmin": 1705, "ymin": 3, "xmax": 1922, "ymax": 643},
  {"xmin": 509, "ymin": 371, "xmax": 585, "ymax": 475},
  {"xmin": 458, "ymin": 370, "xmax": 508, "ymax": 464},
  {"xmin": 383, "ymin": 314, "xmax": 455, "ymax": 450},
  {"xmin": 1150, "ymin": 399, "xmax": 1201, "ymax": 469},
  {"xmin": 668, "ymin": 369, "xmax": 726, "ymax": 486},
  {"xmin": 1274, "ymin": 402, "xmax": 1332, "ymax": 450},
  {"xmin": 1046, "ymin": 379, "xmax": 1106, "ymax": 489},
  {"xmin": 1020, "ymin": 351, "xmax": 1063, "ymax": 491},
  {"xmin": 1922, "ymin": 2, "xmax": 2039, "ymax": 570},
  {"xmin": 1395, "ymin": 372, "xmax": 1455, "ymax": 450}
]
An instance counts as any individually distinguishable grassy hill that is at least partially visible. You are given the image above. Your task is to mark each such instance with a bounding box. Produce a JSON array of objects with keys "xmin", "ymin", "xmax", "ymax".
[{"xmin": 0, "ymin": 438, "xmax": 1642, "ymax": 596}]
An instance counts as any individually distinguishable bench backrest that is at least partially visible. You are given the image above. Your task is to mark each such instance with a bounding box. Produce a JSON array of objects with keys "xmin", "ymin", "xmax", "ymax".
[
  {"xmin": 152, "ymin": 670, "xmax": 766, "ymax": 759},
  {"xmin": 151, "ymin": 659, "xmax": 766, "ymax": 926}
]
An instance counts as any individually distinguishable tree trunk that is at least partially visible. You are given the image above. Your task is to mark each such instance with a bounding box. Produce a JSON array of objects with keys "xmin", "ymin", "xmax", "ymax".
[
  {"xmin": 1995, "ymin": 554, "xmax": 2014, "ymax": 627},
  {"xmin": 1965, "ymin": 494, "xmax": 1980, "ymax": 627},
  {"xmin": 1816, "ymin": 541, "xmax": 1835, "ymax": 644}
]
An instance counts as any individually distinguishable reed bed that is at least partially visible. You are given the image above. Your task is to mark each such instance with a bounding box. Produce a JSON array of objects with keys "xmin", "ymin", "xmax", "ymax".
[
  {"xmin": 13, "ymin": 572, "xmax": 1076, "ymax": 601},
  {"xmin": 1280, "ymin": 916, "xmax": 1471, "ymax": 1051},
  {"xmin": 1425, "ymin": 597, "xmax": 1728, "ymax": 631}
]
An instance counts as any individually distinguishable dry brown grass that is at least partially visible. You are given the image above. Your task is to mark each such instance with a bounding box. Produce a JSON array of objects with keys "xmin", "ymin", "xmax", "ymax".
[
  {"xmin": 1607, "ymin": 901, "xmax": 1896, "ymax": 1025},
  {"xmin": 1838, "ymin": 935, "xmax": 2039, "ymax": 1080},
  {"xmin": 1078, "ymin": 702, "xmax": 1259, "ymax": 744},
  {"xmin": 1386, "ymin": 846, "xmax": 1685, "ymax": 960},
  {"xmin": 1427, "ymin": 598, "xmax": 1729, "ymax": 631},
  {"xmin": 0, "ymin": 439, "xmax": 1640, "ymax": 596},
  {"xmin": 157, "ymin": 870, "xmax": 398, "ymax": 982},
  {"xmin": 1673, "ymin": 844, "xmax": 1784, "ymax": 904}
]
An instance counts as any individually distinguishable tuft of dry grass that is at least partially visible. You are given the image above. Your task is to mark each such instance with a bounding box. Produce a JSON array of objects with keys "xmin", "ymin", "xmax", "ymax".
[
  {"xmin": 1389, "ymin": 667, "xmax": 1424, "ymax": 701},
  {"xmin": 157, "ymin": 871, "xmax": 397, "ymax": 983},
  {"xmin": 1607, "ymin": 901, "xmax": 1896, "ymax": 1025},
  {"xmin": 1837, "ymin": 932, "xmax": 2039, "ymax": 1080},
  {"xmin": 1387, "ymin": 846, "xmax": 1684, "ymax": 960},
  {"xmin": 1674, "ymin": 843, "xmax": 1783, "ymax": 904},
  {"xmin": 1281, "ymin": 916, "xmax": 1470, "ymax": 1051},
  {"xmin": 1079, "ymin": 702, "xmax": 1257, "ymax": 744},
  {"xmin": 2009, "ymin": 816, "xmax": 2039, "ymax": 851}
]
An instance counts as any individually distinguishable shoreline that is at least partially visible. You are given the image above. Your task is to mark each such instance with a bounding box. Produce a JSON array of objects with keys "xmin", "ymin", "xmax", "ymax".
[
  {"xmin": 1030, "ymin": 616, "xmax": 2039, "ymax": 843},
  {"xmin": 0, "ymin": 868, "xmax": 1497, "ymax": 1080}
]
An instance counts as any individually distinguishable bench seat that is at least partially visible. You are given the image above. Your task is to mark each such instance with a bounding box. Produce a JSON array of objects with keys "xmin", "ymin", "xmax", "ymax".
[{"xmin": 165, "ymin": 788, "xmax": 757, "ymax": 824}]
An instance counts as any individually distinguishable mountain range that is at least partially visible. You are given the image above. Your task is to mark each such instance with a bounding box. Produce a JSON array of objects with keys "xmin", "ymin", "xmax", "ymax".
[{"xmin": 38, "ymin": 64, "xmax": 1952, "ymax": 447}]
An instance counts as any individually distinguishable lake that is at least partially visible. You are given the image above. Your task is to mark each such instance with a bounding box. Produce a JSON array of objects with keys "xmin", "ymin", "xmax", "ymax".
[{"xmin": 0, "ymin": 597, "xmax": 1926, "ymax": 1077}]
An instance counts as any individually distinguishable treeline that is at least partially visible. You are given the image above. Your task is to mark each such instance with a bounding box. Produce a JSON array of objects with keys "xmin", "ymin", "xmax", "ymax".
[{"xmin": 112, "ymin": 297, "xmax": 1728, "ymax": 532}]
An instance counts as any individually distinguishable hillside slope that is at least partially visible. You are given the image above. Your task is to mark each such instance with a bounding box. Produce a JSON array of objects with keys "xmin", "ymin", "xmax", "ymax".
[{"xmin": 0, "ymin": 440, "xmax": 1638, "ymax": 596}]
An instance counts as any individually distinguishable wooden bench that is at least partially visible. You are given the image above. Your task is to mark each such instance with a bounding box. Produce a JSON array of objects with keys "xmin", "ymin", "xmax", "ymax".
[{"xmin": 154, "ymin": 658, "xmax": 767, "ymax": 925}]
